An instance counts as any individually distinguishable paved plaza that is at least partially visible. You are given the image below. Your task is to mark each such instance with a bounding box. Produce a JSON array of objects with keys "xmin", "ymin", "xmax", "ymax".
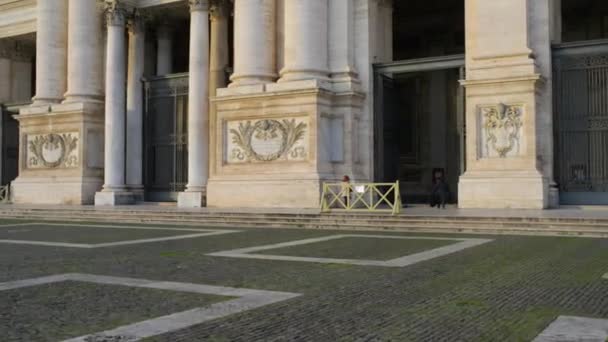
[{"xmin": 1, "ymin": 220, "xmax": 608, "ymax": 341}]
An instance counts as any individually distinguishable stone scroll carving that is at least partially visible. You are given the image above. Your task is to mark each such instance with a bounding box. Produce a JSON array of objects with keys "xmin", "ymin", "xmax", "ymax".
[
  {"xmin": 27, "ymin": 133, "xmax": 79, "ymax": 169},
  {"xmin": 479, "ymin": 104, "xmax": 524, "ymax": 158},
  {"xmin": 227, "ymin": 118, "xmax": 308, "ymax": 163}
]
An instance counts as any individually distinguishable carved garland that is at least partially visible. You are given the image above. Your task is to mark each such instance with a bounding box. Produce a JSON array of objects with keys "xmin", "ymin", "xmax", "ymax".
[
  {"xmin": 230, "ymin": 119, "xmax": 307, "ymax": 162},
  {"xmin": 482, "ymin": 104, "xmax": 523, "ymax": 158},
  {"xmin": 28, "ymin": 133, "xmax": 79, "ymax": 168}
]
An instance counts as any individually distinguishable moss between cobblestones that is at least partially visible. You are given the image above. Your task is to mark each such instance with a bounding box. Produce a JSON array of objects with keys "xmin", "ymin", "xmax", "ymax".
[
  {"xmin": 1, "ymin": 281, "xmax": 232, "ymax": 342},
  {"xmin": 2, "ymin": 221, "xmax": 608, "ymax": 341},
  {"xmin": 256, "ymin": 236, "xmax": 455, "ymax": 260}
]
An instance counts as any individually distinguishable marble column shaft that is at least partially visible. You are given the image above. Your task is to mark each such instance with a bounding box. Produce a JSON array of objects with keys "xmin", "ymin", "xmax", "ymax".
[
  {"xmin": 210, "ymin": 1, "xmax": 229, "ymax": 91},
  {"xmin": 329, "ymin": 0, "xmax": 357, "ymax": 80},
  {"xmin": 280, "ymin": 0, "xmax": 329, "ymax": 82},
  {"xmin": 64, "ymin": 0, "xmax": 103, "ymax": 103},
  {"xmin": 126, "ymin": 17, "xmax": 145, "ymax": 193},
  {"xmin": 156, "ymin": 25, "xmax": 173, "ymax": 75},
  {"xmin": 102, "ymin": 9, "xmax": 128, "ymax": 191},
  {"xmin": 33, "ymin": 0, "xmax": 68, "ymax": 104},
  {"xmin": 185, "ymin": 0, "xmax": 210, "ymax": 194},
  {"xmin": 230, "ymin": 0, "xmax": 276, "ymax": 86}
]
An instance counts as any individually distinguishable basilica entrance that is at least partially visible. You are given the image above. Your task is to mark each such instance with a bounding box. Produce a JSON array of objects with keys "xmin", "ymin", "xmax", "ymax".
[
  {"xmin": 143, "ymin": 74, "xmax": 189, "ymax": 202},
  {"xmin": 0, "ymin": 105, "xmax": 19, "ymax": 186},
  {"xmin": 553, "ymin": 41, "xmax": 608, "ymax": 204},
  {"xmin": 374, "ymin": 56, "xmax": 465, "ymax": 204}
]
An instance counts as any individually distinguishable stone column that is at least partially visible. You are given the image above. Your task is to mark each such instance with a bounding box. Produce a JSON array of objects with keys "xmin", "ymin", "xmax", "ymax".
[
  {"xmin": 63, "ymin": 0, "xmax": 103, "ymax": 103},
  {"xmin": 32, "ymin": 0, "xmax": 68, "ymax": 105},
  {"xmin": 279, "ymin": 0, "xmax": 329, "ymax": 82},
  {"xmin": 126, "ymin": 15, "xmax": 146, "ymax": 200},
  {"xmin": 229, "ymin": 0, "xmax": 276, "ymax": 86},
  {"xmin": 210, "ymin": 0, "xmax": 229, "ymax": 92},
  {"xmin": 95, "ymin": 4, "xmax": 132, "ymax": 206},
  {"xmin": 156, "ymin": 25, "xmax": 173, "ymax": 75},
  {"xmin": 178, "ymin": 0, "xmax": 210, "ymax": 208},
  {"xmin": 329, "ymin": 0, "xmax": 357, "ymax": 82}
]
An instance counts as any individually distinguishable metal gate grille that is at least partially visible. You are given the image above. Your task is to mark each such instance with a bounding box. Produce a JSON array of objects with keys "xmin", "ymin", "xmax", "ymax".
[
  {"xmin": 143, "ymin": 74, "xmax": 189, "ymax": 201},
  {"xmin": 554, "ymin": 50, "xmax": 608, "ymax": 201}
]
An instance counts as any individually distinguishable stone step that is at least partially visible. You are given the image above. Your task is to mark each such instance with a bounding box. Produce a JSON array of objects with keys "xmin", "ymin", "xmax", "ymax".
[
  {"xmin": 0, "ymin": 211, "xmax": 607, "ymax": 238},
  {"xmin": 1, "ymin": 208, "xmax": 607, "ymax": 225},
  {"xmin": 1, "ymin": 209, "xmax": 608, "ymax": 230}
]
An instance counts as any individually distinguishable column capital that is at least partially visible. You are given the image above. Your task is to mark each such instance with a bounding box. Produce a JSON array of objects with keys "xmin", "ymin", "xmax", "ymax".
[
  {"xmin": 104, "ymin": 1, "xmax": 128, "ymax": 27},
  {"xmin": 127, "ymin": 10, "xmax": 145, "ymax": 34},
  {"xmin": 210, "ymin": 0, "xmax": 229, "ymax": 20},
  {"xmin": 190, "ymin": 0, "xmax": 210, "ymax": 12}
]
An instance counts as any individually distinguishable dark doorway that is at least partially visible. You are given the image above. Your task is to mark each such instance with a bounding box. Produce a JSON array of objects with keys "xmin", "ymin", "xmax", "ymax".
[
  {"xmin": 143, "ymin": 74, "xmax": 189, "ymax": 202},
  {"xmin": 374, "ymin": 59, "xmax": 465, "ymax": 204},
  {"xmin": 1, "ymin": 106, "xmax": 19, "ymax": 186}
]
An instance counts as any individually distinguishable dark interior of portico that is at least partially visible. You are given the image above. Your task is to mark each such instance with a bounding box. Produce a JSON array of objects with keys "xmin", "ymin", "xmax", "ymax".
[
  {"xmin": 392, "ymin": 0, "xmax": 464, "ymax": 60},
  {"xmin": 375, "ymin": 0, "xmax": 465, "ymax": 205},
  {"xmin": 562, "ymin": 0, "xmax": 608, "ymax": 42}
]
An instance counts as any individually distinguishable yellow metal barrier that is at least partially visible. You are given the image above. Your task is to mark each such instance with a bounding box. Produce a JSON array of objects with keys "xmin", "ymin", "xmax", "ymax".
[
  {"xmin": 0, "ymin": 185, "xmax": 9, "ymax": 203},
  {"xmin": 321, "ymin": 181, "xmax": 402, "ymax": 215}
]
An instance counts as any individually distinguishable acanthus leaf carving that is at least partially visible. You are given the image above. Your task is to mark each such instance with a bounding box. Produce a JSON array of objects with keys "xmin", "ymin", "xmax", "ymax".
[
  {"xmin": 228, "ymin": 118, "xmax": 308, "ymax": 163},
  {"xmin": 27, "ymin": 133, "xmax": 79, "ymax": 169}
]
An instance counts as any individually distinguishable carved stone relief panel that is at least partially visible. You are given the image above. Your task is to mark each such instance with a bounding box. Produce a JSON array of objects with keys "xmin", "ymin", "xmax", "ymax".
[
  {"xmin": 226, "ymin": 117, "xmax": 309, "ymax": 163},
  {"xmin": 26, "ymin": 132, "xmax": 79, "ymax": 169},
  {"xmin": 478, "ymin": 104, "xmax": 524, "ymax": 158}
]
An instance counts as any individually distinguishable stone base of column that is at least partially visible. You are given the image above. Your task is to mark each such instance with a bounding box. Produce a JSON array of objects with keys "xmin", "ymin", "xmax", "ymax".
[
  {"xmin": 177, "ymin": 191, "xmax": 206, "ymax": 208},
  {"xmin": 94, "ymin": 190, "xmax": 135, "ymax": 206},
  {"xmin": 208, "ymin": 80, "xmax": 365, "ymax": 209},
  {"xmin": 458, "ymin": 171, "xmax": 552, "ymax": 209},
  {"xmin": 12, "ymin": 102, "xmax": 104, "ymax": 205}
]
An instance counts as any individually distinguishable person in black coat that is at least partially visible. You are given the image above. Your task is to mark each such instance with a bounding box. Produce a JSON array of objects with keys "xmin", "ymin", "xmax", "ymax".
[{"xmin": 430, "ymin": 170, "xmax": 450, "ymax": 209}]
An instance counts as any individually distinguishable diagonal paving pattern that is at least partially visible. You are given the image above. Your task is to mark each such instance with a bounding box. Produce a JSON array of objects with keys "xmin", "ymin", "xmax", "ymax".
[
  {"xmin": 533, "ymin": 316, "xmax": 608, "ymax": 342},
  {"xmin": 0, "ymin": 273, "xmax": 301, "ymax": 342},
  {"xmin": 208, "ymin": 234, "xmax": 493, "ymax": 267},
  {"xmin": 0, "ymin": 223, "xmax": 240, "ymax": 248}
]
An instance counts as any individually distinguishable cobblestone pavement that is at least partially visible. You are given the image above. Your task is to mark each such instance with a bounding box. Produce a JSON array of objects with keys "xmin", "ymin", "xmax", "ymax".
[{"xmin": 1, "ymin": 220, "xmax": 608, "ymax": 341}]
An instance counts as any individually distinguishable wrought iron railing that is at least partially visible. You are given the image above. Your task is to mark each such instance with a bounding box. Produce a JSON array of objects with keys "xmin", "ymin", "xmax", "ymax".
[
  {"xmin": 321, "ymin": 181, "xmax": 402, "ymax": 215},
  {"xmin": 0, "ymin": 185, "xmax": 10, "ymax": 203}
]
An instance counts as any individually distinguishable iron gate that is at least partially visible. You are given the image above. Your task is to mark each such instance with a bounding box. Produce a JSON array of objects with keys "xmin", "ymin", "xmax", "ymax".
[
  {"xmin": 553, "ymin": 42, "xmax": 608, "ymax": 204},
  {"xmin": 143, "ymin": 74, "xmax": 189, "ymax": 202}
]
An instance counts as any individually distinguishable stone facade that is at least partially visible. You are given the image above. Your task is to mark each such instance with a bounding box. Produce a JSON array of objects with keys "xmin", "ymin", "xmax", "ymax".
[{"xmin": 0, "ymin": 0, "xmax": 601, "ymax": 208}]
